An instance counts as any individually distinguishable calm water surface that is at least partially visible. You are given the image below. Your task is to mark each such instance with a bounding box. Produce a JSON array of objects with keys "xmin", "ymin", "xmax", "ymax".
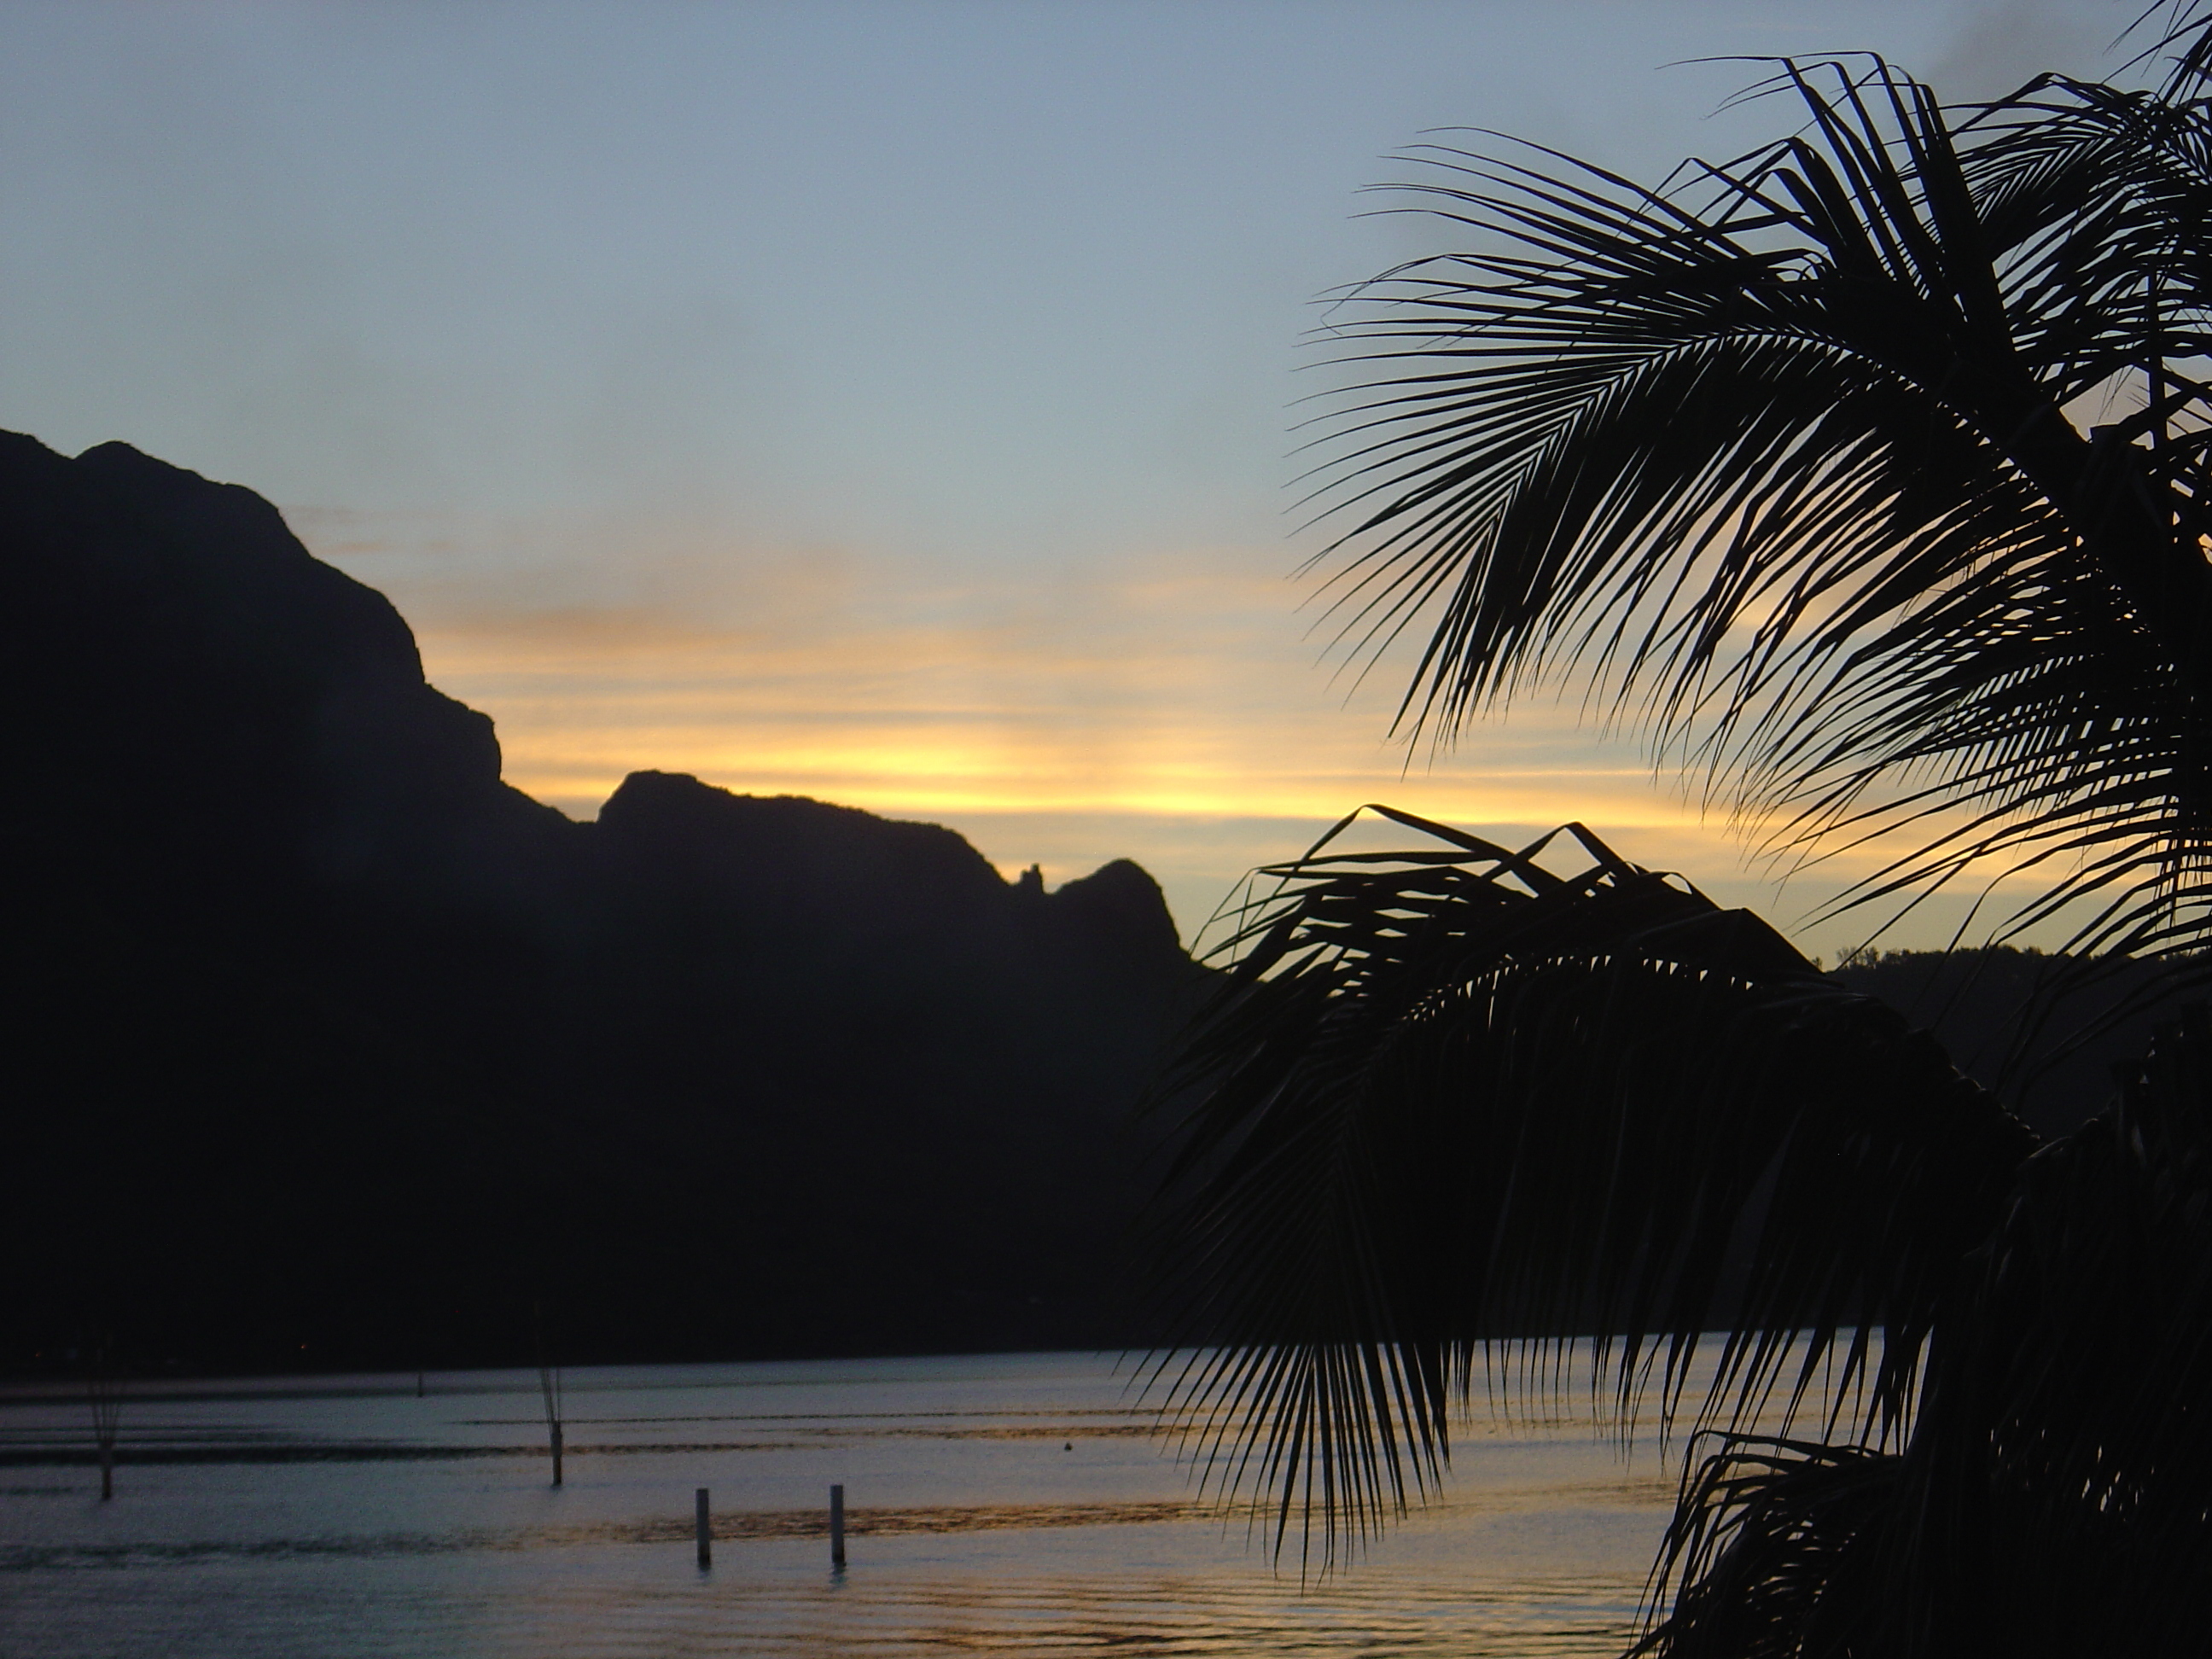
[{"xmin": 0, "ymin": 1353, "xmax": 1680, "ymax": 1656}]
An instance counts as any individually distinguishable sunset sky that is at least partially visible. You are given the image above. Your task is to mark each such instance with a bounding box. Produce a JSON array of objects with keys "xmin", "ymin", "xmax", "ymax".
[{"xmin": 0, "ymin": 1, "xmax": 2128, "ymax": 958}]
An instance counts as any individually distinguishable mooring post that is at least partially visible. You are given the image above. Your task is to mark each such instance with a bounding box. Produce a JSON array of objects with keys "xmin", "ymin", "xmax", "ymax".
[
  {"xmin": 98, "ymin": 1441, "xmax": 114, "ymax": 1502},
  {"xmin": 550, "ymin": 1419, "xmax": 564, "ymax": 1487},
  {"xmin": 830, "ymin": 1482, "xmax": 846, "ymax": 1569},
  {"xmin": 696, "ymin": 1487, "xmax": 712, "ymax": 1569}
]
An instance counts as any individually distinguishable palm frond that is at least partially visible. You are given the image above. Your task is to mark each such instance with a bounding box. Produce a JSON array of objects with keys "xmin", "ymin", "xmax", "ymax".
[
  {"xmin": 1144, "ymin": 811, "xmax": 2032, "ymax": 1565},
  {"xmin": 1947, "ymin": 1004, "xmax": 2212, "ymax": 1647},
  {"xmin": 1632, "ymin": 1435, "xmax": 1900, "ymax": 1659},
  {"xmin": 2124, "ymin": 2, "xmax": 2212, "ymax": 100},
  {"xmin": 1627, "ymin": 1004, "xmax": 2212, "ymax": 1655},
  {"xmin": 1308, "ymin": 55, "xmax": 2212, "ymax": 964}
]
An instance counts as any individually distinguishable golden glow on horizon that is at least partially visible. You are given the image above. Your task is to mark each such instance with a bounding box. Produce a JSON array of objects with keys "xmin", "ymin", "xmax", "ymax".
[
  {"xmin": 404, "ymin": 563, "xmax": 1733, "ymax": 832},
  {"xmin": 305, "ymin": 515, "xmax": 2073, "ymax": 953}
]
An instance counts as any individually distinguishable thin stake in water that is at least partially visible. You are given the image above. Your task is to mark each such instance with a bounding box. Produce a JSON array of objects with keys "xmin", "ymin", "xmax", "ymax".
[
  {"xmin": 830, "ymin": 1483, "xmax": 846, "ymax": 1569},
  {"xmin": 86, "ymin": 1343, "xmax": 122, "ymax": 1503},
  {"xmin": 533, "ymin": 1302, "xmax": 563, "ymax": 1487},
  {"xmin": 696, "ymin": 1487, "xmax": 712, "ymax": 1569},
  {"xmin": 541, "ymin": 1367, "xmax": 563, "ymax": 1487}
]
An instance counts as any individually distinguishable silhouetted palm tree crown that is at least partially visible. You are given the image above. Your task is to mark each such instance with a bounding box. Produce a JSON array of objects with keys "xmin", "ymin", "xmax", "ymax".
[{"xmin": 1150, "ymin": 18, "xmax": 2212, "ymax": 1656}]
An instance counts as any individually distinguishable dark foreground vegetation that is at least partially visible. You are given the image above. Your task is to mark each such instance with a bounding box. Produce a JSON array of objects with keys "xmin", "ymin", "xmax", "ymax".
[
  {"xmin": 1, "ymin": 431, "xmax": 1204, "ymax": 1374},
  {"xmin": 1144, "ymin": 14, "xmax": 2212, "ymax": 1656}
]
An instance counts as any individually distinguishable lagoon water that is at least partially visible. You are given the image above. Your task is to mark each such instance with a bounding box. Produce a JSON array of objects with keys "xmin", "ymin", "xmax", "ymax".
[{"xmin": 0, "ymin": 1353, "xmax": 1679, "ymax": 1657}]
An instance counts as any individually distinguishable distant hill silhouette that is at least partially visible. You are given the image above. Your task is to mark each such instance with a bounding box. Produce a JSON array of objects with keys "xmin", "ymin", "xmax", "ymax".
[{"xmin": 0, "ymin": 433, "xmax": 1205, "ymax": 1373}]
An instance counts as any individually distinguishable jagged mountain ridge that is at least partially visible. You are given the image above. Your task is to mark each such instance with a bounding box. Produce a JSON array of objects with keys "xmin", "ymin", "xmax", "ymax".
[{"xmin": 0, "ymin": 432, "xmax": 1203, "ymax": 1371}]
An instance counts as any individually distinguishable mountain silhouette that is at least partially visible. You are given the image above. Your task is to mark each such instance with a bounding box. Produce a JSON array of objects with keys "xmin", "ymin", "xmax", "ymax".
[{"xmin": 1, "ymin": 433, "xmax": 1204, "ymax": 1372}]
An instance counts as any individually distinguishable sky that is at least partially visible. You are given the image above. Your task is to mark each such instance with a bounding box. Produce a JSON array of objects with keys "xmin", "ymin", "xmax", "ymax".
[{"xmin": 0, "ymin": 0, "xmax": 2133, "ymax": 959}]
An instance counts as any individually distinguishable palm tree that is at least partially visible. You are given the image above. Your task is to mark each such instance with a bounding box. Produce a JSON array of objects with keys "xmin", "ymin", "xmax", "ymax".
[{"xmin": 1150, "ymin": 15, "xmax": 2212, "ymax": 1654}]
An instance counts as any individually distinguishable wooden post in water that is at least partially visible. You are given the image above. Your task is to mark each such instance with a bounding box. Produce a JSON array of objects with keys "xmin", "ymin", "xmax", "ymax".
[
  {"xmin": 830, "ymin": 1483, "xmax": 846, "ymax": 1569},
  {"xmin": 550, "ymin": 1418, "xmax": 565, "ymax": 1487},
  {"xmin": 696, "ymin": 1487, "xmax": 712, "ymax": 1569}
]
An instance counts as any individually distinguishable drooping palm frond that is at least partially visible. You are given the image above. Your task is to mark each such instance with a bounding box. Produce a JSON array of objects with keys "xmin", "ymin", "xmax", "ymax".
[
  {"xmin": 1936, "ymin": 1004, "xmax": 2212, "ymax": 1650},
  {"xmin": 1306, "ymin": 55, "xmax": 2212, "ymax": 964},
  {"xmin": 1144, "ymin": 809, "xmax": 2032, "ymax": 1565},
  {"xmin": 1632, "ymin": 1435, "xmax": 1901, "ymax": 1658},
  {"xmin": 1634, "ymin": 1004, "xmax": 2212, "ymax": 1655}
]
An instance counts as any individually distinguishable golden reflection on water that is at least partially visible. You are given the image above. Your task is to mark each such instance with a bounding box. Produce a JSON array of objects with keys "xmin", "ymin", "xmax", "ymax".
[
  {"xmin": 485, "ymin": 1563, "xmax": 1644, "ymax": 1657},
  {"xmin": 5, "ymin": 1499, "xmax": 1659, "ymax": 1656}
]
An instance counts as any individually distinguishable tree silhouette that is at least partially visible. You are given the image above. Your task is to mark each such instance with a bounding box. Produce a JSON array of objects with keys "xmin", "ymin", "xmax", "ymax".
[{"xmin": 1151, "ymin": 15, "xmax": 2212, "ymax": 1652}]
